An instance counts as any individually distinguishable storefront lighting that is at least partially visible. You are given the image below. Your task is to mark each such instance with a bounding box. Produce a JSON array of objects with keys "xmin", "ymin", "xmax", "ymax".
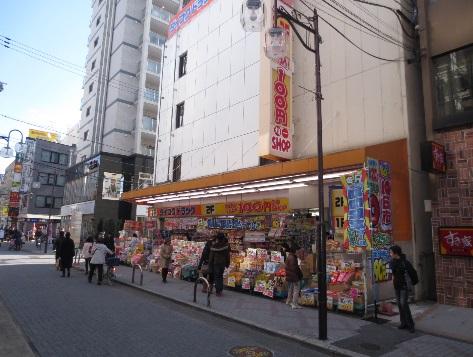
[
  {"xmin": 240, "ymin": 0, "xmax": 265, "ymax": 32},
  {"xmin": 244, "ymin": 179, "xmax": 292, "ymax": 189},
  {"xmin": 259, "ymin": 183, "xmax": 307, "ymax": 191},
  {"xmin": 265, "ymin": 27, "xmax": 288, "ymax": 61},
  {"xmin": 222, "ymin": 188, "xmax": 258, "ymax": 196},
  {"xmin": 207, "ymin": 186, "xmax": 245, "ymax": 194},
  {"xmin": 192, "ymin": 193, "xmax": 220, "ymax": 199}
]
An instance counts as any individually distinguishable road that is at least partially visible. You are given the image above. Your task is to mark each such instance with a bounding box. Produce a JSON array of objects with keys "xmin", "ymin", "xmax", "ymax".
[{"xmin": 0, "ymin": 244, "xmax": 327, "ymax": 357}]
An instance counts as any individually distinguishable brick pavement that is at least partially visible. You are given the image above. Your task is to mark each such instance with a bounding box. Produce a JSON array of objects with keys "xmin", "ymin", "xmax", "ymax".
[
  {"xmin": 110, "ymin": 264, "xmax": 473, "ymax": 357},
  {"xmin": 0, "ymin": 247, "xmax": 328, "ymax": 357}
]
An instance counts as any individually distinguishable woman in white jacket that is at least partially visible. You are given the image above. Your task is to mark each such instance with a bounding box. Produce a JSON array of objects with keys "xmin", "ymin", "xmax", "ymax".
[
  {"xmin": 88, "ymin": 238, "xmax": 113, "ymax": 285},
  {"xmin": 81, "ymin": 236, "xmax": 94, "ymax": 275}
]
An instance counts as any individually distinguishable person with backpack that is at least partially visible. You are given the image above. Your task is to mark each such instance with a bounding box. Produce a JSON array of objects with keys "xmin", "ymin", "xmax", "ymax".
[
  {"xmin": 81, "ymin": 236, "xmax": 94, "ymax": 275},
  {"xmin": 390, "ymin": 245, "xmax": 418, "ymax": 333}
]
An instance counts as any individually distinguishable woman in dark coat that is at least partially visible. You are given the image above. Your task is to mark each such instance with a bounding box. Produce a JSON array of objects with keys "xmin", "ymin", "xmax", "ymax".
[
  {"xmin": 58, "ymin": 232, "xmax": 75, "ymax": 278},
  {"xmin": 208, "ymin": 233, "xmax": 230, "ymax": 297}
]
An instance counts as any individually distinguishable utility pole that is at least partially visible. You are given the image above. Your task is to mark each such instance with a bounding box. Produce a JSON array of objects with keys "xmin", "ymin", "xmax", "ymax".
[{"xmin": 313, "ymin": 7, "xmax": 327, "ymax": 341}]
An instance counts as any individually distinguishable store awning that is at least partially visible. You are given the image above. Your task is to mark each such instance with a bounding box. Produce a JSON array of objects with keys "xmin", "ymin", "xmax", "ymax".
[{"xmin": 121, "ymin": 148, "xmax": 366, "ymax": 205}]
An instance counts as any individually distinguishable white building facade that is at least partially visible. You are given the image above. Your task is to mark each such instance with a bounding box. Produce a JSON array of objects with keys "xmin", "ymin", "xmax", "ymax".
[{"xmin": 127, "ymin": 0, "xmax": 433, "ymax": 301}]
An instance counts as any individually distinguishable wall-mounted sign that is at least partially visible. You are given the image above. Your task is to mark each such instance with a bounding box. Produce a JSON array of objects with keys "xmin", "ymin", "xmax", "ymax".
[
  {"xmin": 329, "ymin": 186, "xmax": 345, "ymax": 231},
  {"xmin": 85, "ymin": 156, "xmax": 100, "ymax": 174},
  {"xmin": 439, "ymin": 227, "xmax": 473, "ymax": 257},
  {"xmin": 168, "ymin": 0, "xmax": 213, "ymax": 38},
  {"xmin": 28, "ymin": 129, "xmax": 58, "ymax": 142},
  {"xmin": 150, "ymin": 198, "xmax": 289, "ymax": 218},
  {"xmin": 102, "ymin": 172, "xmax": 123, "ymax": 200},
  {"xmin": 421, "ymin": 141, "xmax": 446, "ymax": 174}
]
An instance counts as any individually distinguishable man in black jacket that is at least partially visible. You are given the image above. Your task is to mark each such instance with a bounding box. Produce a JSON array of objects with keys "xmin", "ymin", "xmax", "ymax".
[
  {"xmin": 209, "ymin": 233, "xmax": 230, "ymax": 297},
  {"xmin": 390, "ymin": 245, "xmax": 416, "ymax": 333},
  {"xmin": 198, "ymin": 237, "xmax": 215, "ymax": 293}
]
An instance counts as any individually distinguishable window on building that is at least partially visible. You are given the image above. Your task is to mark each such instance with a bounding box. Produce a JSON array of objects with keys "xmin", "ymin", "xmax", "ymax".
[
  {"xmin": 45, "ymin": 196, "xmax": 54, "ymax": 208},
  {"xmin": 91, "ymin": 60, "xmax": 96, "ymax": 71},
  {"xmin": 59, "ymin": 153, "xmax": 68, "ymax": 166},
  {"xmin": 54, "ymin": 197, "xmax": 63, "ymax": 208},
  {"xmin": 176, "ymin": 102, "xmax": 185, "ymax": 129},
  {"xmin": 35, "ymin": 196, "xmax": 45, "ymax": 208},
  {"xmin": 96, "ymin": 16, "xmax": 101, "ymax": 27},
  {"xmin": 89, "ymin": 83, "xmax": 94, "ymax": 93},
  {"xmin": 56, "ymin": 175, "xmax": 66, "ymax": 187},
  {"xmin": 178, "ymin": 52, "xmax": 187, "ymax": 78},
  {"xmin": 86, "ymin": 106, "xmax": 91, "ymax": 117},
  {"xmin": 47, "ymin": 174, "xmax": 56, "ymax": 185},
  {"xmin": 50, "ymin": 152, "xmax": 59, "ymax": 164},
  {"xmin": 41, "ymin": 150, "xmax": 50, "ymax": 162},
  {"xmin": 94, "ymin": 37, "xmax": 99, "ymax": 48},
  {"xmin": 172, "ymin": 155, "xmax": 182, "ymax": 182},
  {"xmin": 38, "ymin": 173, "xmax": 48, "ymax": 185},
  {"xmin": 433, "ymin": 44, "xmax": 473, "ymax": 129},
  {"xmin": 84, "ymin": 130, "xmax": 89, "ymax": 140}
]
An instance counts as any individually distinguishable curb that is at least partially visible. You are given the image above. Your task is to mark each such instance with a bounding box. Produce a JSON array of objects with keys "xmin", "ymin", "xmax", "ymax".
[{"xmin": 112, "ymin": 276, "xmax": 367, "ymax": 357}]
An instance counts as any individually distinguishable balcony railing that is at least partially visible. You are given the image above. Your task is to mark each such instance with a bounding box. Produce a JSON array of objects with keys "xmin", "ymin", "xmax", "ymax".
[
  {"xmin": 151, "ymin": 6, "xmax": 172, "ymax": 23},
  {"xmin": 144, "ymin": 88, "xmax": 159, "ymax": 103},
  {"xmin": 142, "ymin": 116, "xmax": 157, "ymax": 132},
  {"xmin": 149, "ymin": 31, "xmax": 166, "ymax": 47},
  {"xmin": 147, "ymin": 60, "xmax": 161, "ymax": 75}
]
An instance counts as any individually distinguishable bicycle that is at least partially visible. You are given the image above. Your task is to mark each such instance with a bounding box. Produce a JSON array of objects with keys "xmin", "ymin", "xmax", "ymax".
[{"xmin": 104, "ymin": 256, "xmax": 121, "ymax": 286}]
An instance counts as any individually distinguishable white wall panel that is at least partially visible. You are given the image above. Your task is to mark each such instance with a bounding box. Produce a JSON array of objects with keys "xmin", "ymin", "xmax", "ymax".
[
  {"xmin": 230, "ymin": 70, "xmax": 245, "ymax": 106},
  {"xmin": 216, "ymin": 78, "xmax": 231, "ymax": 111}
]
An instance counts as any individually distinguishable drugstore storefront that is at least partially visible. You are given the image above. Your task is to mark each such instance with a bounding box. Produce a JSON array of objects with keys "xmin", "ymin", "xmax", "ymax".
[{"xmin": 122, "ymin": 139, "xmax": 413, "ymax": 316}]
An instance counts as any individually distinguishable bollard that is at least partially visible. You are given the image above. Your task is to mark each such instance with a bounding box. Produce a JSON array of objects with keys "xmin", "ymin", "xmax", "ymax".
[
  {"xmin": 132, "ymin": 264, "xmax": 143, "ymax": 286},
  {"xmin": 193, "ymin": 277, "xmax": 211, "ymax": 307}
]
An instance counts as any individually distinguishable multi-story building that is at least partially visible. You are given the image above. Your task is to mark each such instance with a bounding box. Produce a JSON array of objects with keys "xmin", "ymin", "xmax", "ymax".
[
  {"xmin": 0, "ymin": 160, "xmax": 15, "ymax": 228},
  {"xmin": 124, "ymin": 0, "xmax": 434, "ymax": 304},
  {"xmin": 62, "ymin": 0, "xmax": 180, "ymax": 238},
  {"xmin": 418, "ymin": 0, "xmax": 473, "ymax": 308},
  {"xmin": 77, "ymin": 0, "xmax": 179, "ymax": 161},
  {"xmin": 17, "ymin": 138, "xmax": 73, "ymax": 237}
]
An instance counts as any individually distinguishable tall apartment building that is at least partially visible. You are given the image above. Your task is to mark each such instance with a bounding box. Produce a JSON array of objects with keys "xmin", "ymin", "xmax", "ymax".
[
  {"xmin": 77, "ymin": 0, "xmax": 180, "ymax": 162},
  {"xmin": 124, "ymin": 0, "xmax": 433, "ymax": 303},
  {"xmin": 61, "ymin": 0, "xmax": 180, "ymax": 240}
]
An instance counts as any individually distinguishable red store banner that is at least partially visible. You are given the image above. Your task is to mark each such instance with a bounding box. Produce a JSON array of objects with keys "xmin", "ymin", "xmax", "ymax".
[{"xmin": 439, "ymin": 227, "xmax": 473, "ymax": 257}]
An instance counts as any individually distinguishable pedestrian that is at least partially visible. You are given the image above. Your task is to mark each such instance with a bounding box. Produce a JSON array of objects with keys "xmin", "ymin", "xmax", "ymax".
[
  {"xmin": 81, "ymin": 236, "xmax": 94, "ymax": 275},
  {"xmin": 390, "ymin": 245, "xmax": 418, "ymax": 333},
  {"xmin": 104, "ymin": 233, "xmax": 116, "ymax": 277},
  {"xmin": 58, "ymin": 232, "xmax": 76, "ymax": 278},
  {"xmin": 34, "ymin": 228, "xmax": 42, "ymax": 248},
  {"xmin": 160, "ymin": 239, "xmax": 173, "ymax": 283},
  {"xmin": 55, "ymin": 231, "xmax": 65, "ymax": 270},
  {"xmin": 208, "ymin": 233, "xmax": 230, "ymax": 297},
  {"xmin": 0, "ymin": 226, "xmax": 4, "ymax": 246},
  {"xmin": 13, "ymin": 228, "xmax": 22, "ymax": 251},
  {"xmin": 89, "ymin": 237, "xmax": 113, "ymax": 285},
  {"xmin": 198, "ymin": 236, "xmax": 215, "ymax": 293},
  {"xmin": 285, "ymin": 244, "xmax": 303, "ymax": 309}
]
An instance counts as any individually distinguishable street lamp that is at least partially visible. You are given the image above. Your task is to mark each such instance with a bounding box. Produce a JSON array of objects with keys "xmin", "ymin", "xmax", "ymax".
[
  {"xmin": 241, "ymin": 0, "xmax": 328, "ymax": 340},
  {"xmin": 0, "ymin": 129, "xmax": 25, "ymax": 158}
]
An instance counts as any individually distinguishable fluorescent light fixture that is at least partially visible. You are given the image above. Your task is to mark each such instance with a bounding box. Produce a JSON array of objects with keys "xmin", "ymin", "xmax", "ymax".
[
  {"xmin": 222, "ymin": 189, "xmax": 258, "ymax": 196},
  {"xmin": 244, "ymin": 179, "xmax": 292, "ymax": 189},
  {"xmin": 207, "ymin": 186, "xmax": 244, "ymax": 194},
  {"xmin": 293, "ymin": 176, "xmax": 318, "ymax": 183},
  {"xmin": 192, "ymin": 193, "xmax": 220, "ymax": 199},
  {"xmin": 259, "ymin": 183, "xmax": 307, "ymax": 191}
]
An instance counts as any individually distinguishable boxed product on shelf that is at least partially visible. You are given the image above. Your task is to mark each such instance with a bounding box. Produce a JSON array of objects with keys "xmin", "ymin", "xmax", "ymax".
[{"xmin": 299, "ymin": 288, "xmax": 318, "ymax": 306}]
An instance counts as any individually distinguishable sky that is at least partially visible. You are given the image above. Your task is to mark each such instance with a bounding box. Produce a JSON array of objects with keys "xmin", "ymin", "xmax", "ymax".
[{"xmin": 0, "ymin": 0, "xmax": 91, "ymax": 174}]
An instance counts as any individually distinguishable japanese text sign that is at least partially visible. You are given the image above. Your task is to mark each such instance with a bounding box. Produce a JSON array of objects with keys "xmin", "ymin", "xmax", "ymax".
[{"xmin": 439, "ymin": 227, "xmax": 473, "ymax": 257}]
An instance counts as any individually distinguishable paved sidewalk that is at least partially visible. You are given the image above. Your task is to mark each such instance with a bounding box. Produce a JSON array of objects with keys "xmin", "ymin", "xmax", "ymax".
[
  {"xmin": 0, "ymin": 298, "xmax": 36, "ymax": 357},
  {"xmin": 97, "ymin": 264, "xmax": 473, "ymax": 357}
]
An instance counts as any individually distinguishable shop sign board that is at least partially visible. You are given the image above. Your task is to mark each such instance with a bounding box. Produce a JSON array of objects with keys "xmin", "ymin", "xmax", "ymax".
[
  {"xmin": 439, "ymin": 227, "xmax": 473, "ymax": 257},
  {"xmin": 372, "ymin": 248, "xmax": 392, "ymax": 282},
  {"xmin": 341, "ymin": 170, "xmax": 371, "ymax": 251},
  {"xmin": 421, "ymin": 141, "xmax": 446, "ymax": 174},
  {"xmin": 150, "ymin": 205, "xmax": 201, "ymax": 218},
  {"xmin": 124, "ymin": 220, "xmax": 144, "ymax": 231},
  {"xmin": 379, "ymin": 161, "xmax": 393, "ymax": 233},
  {"xmin": 329, "ymin": 186, "xmax": 345, "ymax": 231},
  {"xmin": 244, "ymin": 231, "xmax": 266, "ymax": 243},
  {"xmin": 259, "ymin": 12, "xmax": 294, "ymax": 161},
  {"xmin": 102, "ymin": 172, "xmax": 124, "ymax": 200},
  {"xmin": 207, "ymin": 217, "xmax": 264, "ymax": 231},
  {"xmin": 28, "ymin": 129, "xmax": 58, "ymax": 142},
  {"xmin": 168, "ymin": 0, "xmax": 213, "ymax": 38},
  {"xmin": 223, "ymin": 198, "xmax": 289, "ymax": 215},
  {"xmin": 338, "ymin": 296, "xmax": 354, "ymax": 312}
]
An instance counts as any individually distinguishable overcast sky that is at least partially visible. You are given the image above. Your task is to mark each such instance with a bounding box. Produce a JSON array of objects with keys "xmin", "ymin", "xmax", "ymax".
[{"xmin": 0, "ymin": 0, "xmax": 91, "ymax": 173}]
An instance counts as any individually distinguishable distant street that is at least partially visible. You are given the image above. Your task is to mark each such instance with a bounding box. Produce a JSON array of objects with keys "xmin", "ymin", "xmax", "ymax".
[{"xmin": 0, "ymin": 244, "xmax": 326, "ymax": 357}]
